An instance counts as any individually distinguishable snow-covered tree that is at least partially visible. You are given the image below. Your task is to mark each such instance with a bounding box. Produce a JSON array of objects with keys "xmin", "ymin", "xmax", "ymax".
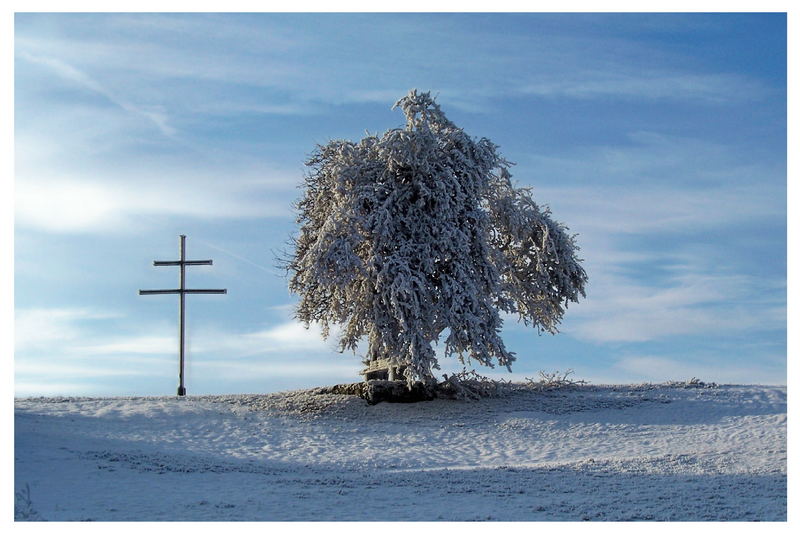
[{"xmin": 287, "ymin": 90, "xmax": 587, "ymax": 384}]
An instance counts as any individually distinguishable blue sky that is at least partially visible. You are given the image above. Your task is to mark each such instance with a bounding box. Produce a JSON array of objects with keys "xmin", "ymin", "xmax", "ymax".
[{"xmin": 13, "ymin": 12, "xmax": 787, "ymax": 396}]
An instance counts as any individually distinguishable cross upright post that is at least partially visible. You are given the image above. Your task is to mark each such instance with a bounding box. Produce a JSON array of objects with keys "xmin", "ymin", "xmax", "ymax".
[
  {"xmin": 139, "ymin": 235, "xmax": 227, "ymax": 396},
  {"xmin": 178, "ymin": 234, "xmax": 187, "ymax": 396}
]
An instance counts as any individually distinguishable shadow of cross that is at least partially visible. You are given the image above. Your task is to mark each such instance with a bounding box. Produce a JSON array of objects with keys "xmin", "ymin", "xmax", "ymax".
[{"xmin": 139, "ymin": 234, "xmax": 227, "ymax": 396}]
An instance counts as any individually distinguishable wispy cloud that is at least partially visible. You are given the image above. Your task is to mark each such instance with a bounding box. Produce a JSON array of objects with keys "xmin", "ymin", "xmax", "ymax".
[
  {"xmin": 525, "ymin": 131, "xmax": 784, "ymax": 187},
  {"xmin": 538, "ymin": 182, "xmax": 783, "ymax": 239},
  {"xmin": 14, "ymin": 305, "xmax": 337, "ymax": 359},
  {"xmin": 223, "ymin": 321, "xmax": 336, "ymax": 354},
  {"xmin": 77, "ymin": 320, "xmax": 340, "ymax": 358},
  {"xmin": 563, "ymin": 259, "xmax": 785, "ymax": 343},
  {"xmin": 15, "ymin": 13, "xmax": 770, "ymax": 123},
  {"xmin": 18, "ymin": 51, "xmax": 176, "ymax": 137},
  {"xmin": 519, "ymin": 72, "xmax": 765, "ymax": 104},
  {"xmin": 15, "ymin": 308, "xmax": 170, "ymax": 396},
  {"xmin": 531, "ymin": 204, "xmax": 779, "ymax": 342}
]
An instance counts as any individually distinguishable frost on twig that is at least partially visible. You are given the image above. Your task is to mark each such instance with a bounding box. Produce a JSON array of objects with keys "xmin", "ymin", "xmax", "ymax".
[
  {"xmin": 525, "ymin": 369, "xmax": 588, "ymax": 392},
  {"xmin": 435, "ymin": 368, "xmax": 589, "ymax": 400},
  {"xmin": 437, "ymin": 369, "xmax": 513, "ymax": 400},
  {"xmin": 14, "ymin": 483, "xmax": 43, "ymax": 521},
  {"xmin": 663, "ymin": 377, "xmax": 717, "ymax": 389}
]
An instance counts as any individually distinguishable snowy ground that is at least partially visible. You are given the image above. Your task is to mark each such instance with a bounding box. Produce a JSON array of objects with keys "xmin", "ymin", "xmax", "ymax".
[{"xmin": 14, "ymin": 383, "xmax": 786, "ymax": 521}]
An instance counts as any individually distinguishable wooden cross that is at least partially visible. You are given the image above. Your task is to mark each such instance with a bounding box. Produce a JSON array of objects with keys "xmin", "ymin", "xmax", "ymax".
[{"xmin": 139, "ymin": 235, "xmax": 227, "ymax": 396}]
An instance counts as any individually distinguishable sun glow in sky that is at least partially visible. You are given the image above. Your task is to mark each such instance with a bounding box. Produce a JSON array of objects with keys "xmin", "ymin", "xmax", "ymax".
[{"xmin": 13, "ymin": 12, "xmax": 787, "ymax": 396}]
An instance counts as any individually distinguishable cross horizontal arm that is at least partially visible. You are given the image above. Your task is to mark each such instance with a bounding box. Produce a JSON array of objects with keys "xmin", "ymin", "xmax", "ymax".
[
  {"xmin": 153, "ymin": 260, "xmax": 213, "ymax": 266},
  {"xmin": 184, "ymin": 289, "xmax": 227, "ymax": 294},
  {"xmin": 139, "ymin": 289, "xmax": 227, "ymax": 295},
  {"xmin": 139, "ymin": 289, "xmax": 181, "ymax": 295}
]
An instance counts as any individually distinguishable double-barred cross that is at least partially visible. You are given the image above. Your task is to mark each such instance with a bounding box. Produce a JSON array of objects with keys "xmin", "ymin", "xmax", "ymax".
[{"xmin": 139, "ymin": 235, "xmax": 226, "ymax": 396}]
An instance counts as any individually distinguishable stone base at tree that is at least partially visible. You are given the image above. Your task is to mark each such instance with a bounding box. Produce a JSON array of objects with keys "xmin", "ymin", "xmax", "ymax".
[{"xmin": 316, "ymin": 380, "xmax": 436, "ymax": 405}]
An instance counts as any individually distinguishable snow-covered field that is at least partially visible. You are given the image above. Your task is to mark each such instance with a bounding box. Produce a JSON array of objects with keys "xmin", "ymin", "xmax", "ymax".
[{"xmin": 14, "ymin": 383, "xmax": 786, "ymax": 521}]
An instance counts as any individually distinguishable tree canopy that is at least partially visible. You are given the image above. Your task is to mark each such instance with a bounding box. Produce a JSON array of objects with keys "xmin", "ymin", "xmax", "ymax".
[{"xmin": 287, "ymin": 90, "xmax": 587, "ymax": 383}]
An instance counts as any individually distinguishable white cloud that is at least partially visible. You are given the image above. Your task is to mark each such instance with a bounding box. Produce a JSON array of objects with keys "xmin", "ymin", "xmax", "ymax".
[
  {"xmin": 16, "ymin": 178, "xmax": 126, "ymax": 233},
  {"xmin": 15, "ymin": 171, "xmax": 294, "ymax": 234},
  {"xmin": 191, "ymin": 321, "xmax": 342, "ymax": 357},
  {"xmin": 15, "ymin": 308, "xmax": 119, "ymax": 352},
  {"xmin": 15, "ymin": 175, "xmax": 288, "ymax": 232},
  {"xmin": 245, "ymin": 321, "xmax": 327, "ymax": 347}
]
